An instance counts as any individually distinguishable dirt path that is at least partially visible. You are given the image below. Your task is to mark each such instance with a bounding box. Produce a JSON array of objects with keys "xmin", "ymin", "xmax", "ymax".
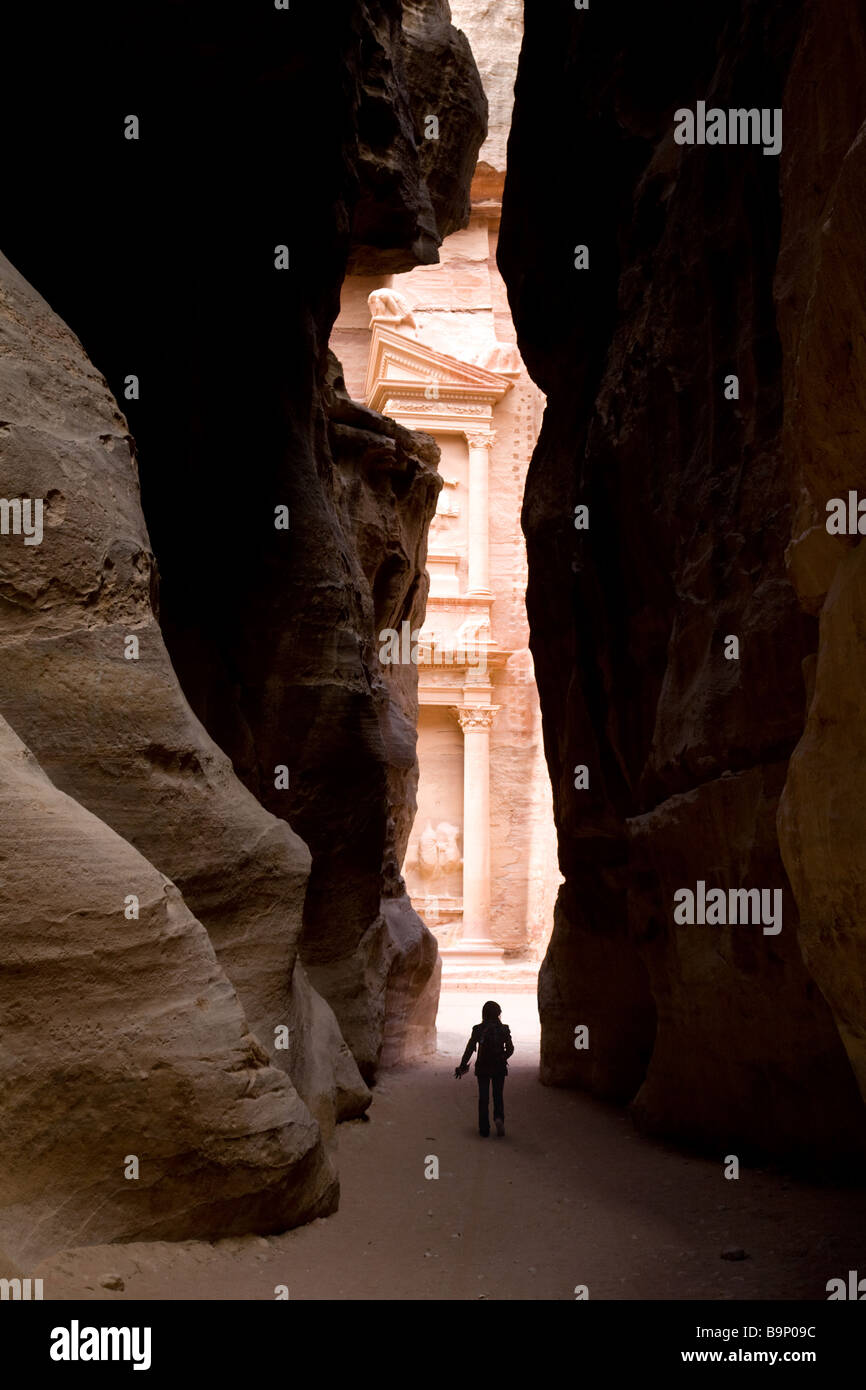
[{"xmin": 37, "ymin": 992, "xmax": 866, "ymax": 1301}]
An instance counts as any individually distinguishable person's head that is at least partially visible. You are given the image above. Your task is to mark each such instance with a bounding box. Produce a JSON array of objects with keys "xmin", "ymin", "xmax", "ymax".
[{"xmin": 481, "ymin": 1000, "xmax": 502, "ymax": 1022}]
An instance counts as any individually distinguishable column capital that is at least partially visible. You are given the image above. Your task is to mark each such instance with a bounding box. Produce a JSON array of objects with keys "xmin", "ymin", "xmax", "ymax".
[
  {"xmin": 455, "ymin": 704, "xmax": 499, "ymax": 732},
  {"xmin": 464, "ymin": 428, "xmax": 496, "ymax": 451}
]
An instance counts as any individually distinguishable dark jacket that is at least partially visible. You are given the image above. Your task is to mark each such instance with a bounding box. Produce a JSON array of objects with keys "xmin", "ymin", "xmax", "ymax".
[{"xmin": 460, "ymin": 1020, "xmax": 514, "ymax": 1077}]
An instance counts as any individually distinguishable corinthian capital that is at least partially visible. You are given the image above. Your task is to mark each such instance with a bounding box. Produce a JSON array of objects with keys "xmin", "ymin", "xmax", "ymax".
[
  {"xmin": 464, "ymin": 429, "xmax": 496, "ymax": 451},
  {"xmin": 455, "ymin": 705, "xmax": 498, "ymax": 732}
]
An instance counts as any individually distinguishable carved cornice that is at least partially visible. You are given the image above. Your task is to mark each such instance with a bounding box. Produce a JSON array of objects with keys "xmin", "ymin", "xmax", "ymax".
[{"xmin": 426, "ymin": 593, "xmax": 494, "ymax": 608}]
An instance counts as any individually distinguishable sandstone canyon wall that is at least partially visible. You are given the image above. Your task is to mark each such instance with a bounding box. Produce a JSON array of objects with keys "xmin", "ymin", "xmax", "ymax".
[
  {"xmin": 449, "ymin": 0, "xmax": 523, "ymax": 201},
  {"xmin": 0, "ymin": 0, "xmax": 484, "ymax": 1265},
  {"xmin": 500, "ymin": 0, "xmax": 866, "ymax": 1165}
]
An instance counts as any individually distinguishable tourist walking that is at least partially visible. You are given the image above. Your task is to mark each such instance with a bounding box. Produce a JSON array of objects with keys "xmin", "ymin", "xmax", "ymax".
[{"xmin": 454, "ymin": 999, "xmax": 514, "ymax": 1137}]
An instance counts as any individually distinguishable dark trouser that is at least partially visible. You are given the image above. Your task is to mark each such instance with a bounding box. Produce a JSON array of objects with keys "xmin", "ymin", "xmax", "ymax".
[{"xmin": 477, "ymin": 1073, "xmax": 505, "ymax": 1135}]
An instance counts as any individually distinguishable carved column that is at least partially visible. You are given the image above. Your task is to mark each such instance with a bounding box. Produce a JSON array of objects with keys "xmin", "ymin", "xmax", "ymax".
[
  {"xmin": 455, "ymin": 704, "xmax": 500, "ymax": 952},
  {"xmin": 465, "ymin": 429, "xmax": 495, "ymax": 596}
]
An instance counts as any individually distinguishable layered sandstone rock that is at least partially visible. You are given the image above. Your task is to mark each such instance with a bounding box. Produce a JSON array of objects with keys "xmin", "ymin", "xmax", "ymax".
[
  {"xmin": 501, "ymin": 0, "xmax": 866, "ymax": 1163},
  {"xmin": 0, "ymin": 0, "xmax": 484, "ymax": 1257},
  {"xmin": 449, "ymin": 0, "xmax": 523, "ymax": 199},
  {"xmin": 400, "ymin": 0, "xmax": 487, "ymax": 242},
  {"xmin": 299, "ymin": 357, "xmax": 443, "ymax": 1073},
  {"xmin": 0, "ymin": 248, "xmax": 369, "ymax": 1132},
  {"xmin": 0, "ymin": 714, "xmax": 336, "ymax": 1270},
  {"xmin": 348, "ymin": 0, "xmax": 486, "ymax": 274},
  {"xmin": 0, "ymin": 0, "xmax": 484, "ymax": 1085},
  {"xmin": 0, "ymin": 248, "xmax": 362, "ymax": 1265}
]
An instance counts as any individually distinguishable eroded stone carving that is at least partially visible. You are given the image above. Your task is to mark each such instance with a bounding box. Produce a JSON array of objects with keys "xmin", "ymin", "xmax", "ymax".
[
  {"xmin": 368, "ymin": 288, "xmax": 417, "ymax": 330},
  {"xmin": 415, "ymin": 820, "xmax": 463, "ymax": 879}
]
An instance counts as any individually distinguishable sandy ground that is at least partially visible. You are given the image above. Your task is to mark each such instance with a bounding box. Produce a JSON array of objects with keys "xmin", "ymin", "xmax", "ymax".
[{"xmin": 36, "ymin": 991, "xmax": 866, "ymax": 1301}]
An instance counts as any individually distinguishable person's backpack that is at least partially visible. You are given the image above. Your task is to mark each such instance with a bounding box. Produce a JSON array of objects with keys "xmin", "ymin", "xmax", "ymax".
[{"xmin": 476, "ymin": 1020, "xmax": 506, "ymax": 1072}]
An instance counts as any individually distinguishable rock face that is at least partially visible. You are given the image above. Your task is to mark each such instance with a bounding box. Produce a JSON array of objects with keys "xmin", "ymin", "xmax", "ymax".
[
  {"xmin": 0, "ymin": 0, "xmax": 484, "ymax": 1081},
  {"xmin": 449, "ymin": 0, "xmax": 523, "ymax": 198},
  {"xmin": 0, "ymin": 0, "xmax": 483, "ymax": 1261},
  {"xmin": 775, "ymin": 2, "xmax": 866, "ymax": 1108},
  {"xmin": 0, "ymin": 713, "xmax": 336, "ymax": 1270},
  {"xmin": 400, "ymin": 0, "xmax": 487, "ymax": 241},
  {"xmin": 500, "ymin": 0, "xmax": 866, "ymax": 1164},
  {"xmin": 349, "ymin": 0, "xmax": 486, "ymax": 274},
  {"xmin": 305, "ymin": 358, "xmax": 444, "ymax": 1073},
  {"xmin": 0, "ymin": 249, "xmax": 346, "ymax": 1265}
]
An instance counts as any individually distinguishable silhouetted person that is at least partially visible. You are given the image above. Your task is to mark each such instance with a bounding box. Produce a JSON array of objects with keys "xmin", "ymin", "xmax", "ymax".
[{"xmin": 454, "ymin": 999, "xmax": 514, "ymax": 1137}]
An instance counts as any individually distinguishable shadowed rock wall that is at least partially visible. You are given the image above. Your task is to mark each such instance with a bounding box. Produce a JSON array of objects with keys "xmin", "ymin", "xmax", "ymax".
[
  {"xmin": 0, "ymin": 0, "xmax": 483, "ymax": 1074},
  {"xmin": 0, "ymin": 0, "xmax": 483, "ymax": 1260},
  {"xmin": 775, "ymin": 1, "xmax": 866, "ymax": 1112},
  {"xmin": 500, "ymin": 0, "xmax": 866, "ymax": 1165}
]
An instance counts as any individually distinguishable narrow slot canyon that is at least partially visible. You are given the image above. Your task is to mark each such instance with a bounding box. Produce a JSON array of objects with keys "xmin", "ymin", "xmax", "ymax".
[
  {"xmin": 1, "ymin": 0, "xmax": 865, "ymax": 1317},
  {"xmin": 31, "ymin": 993, "xmax": 866, "ymax": 1301}
]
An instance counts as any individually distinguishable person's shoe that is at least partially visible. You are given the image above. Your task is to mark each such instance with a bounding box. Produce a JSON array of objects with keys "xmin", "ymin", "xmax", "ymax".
[
  {"xmin": 495, "ymin": 1118, "xmax": 505, "ymax": 1137},
  {"xmin": 479, "ymin": 1129, "xmax": 489, "ymax": 1138}
]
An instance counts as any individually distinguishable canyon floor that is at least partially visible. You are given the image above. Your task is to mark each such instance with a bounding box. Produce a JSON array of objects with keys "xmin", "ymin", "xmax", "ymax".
[{"xmin": 36, "ymin": 991, "xmax": 866, "ymax": 1301}]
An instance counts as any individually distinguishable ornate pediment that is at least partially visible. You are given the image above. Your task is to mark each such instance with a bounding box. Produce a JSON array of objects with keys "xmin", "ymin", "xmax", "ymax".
[{"xmin": 364, "ymin": 322, "xmax": 514, "ymax": 417}]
